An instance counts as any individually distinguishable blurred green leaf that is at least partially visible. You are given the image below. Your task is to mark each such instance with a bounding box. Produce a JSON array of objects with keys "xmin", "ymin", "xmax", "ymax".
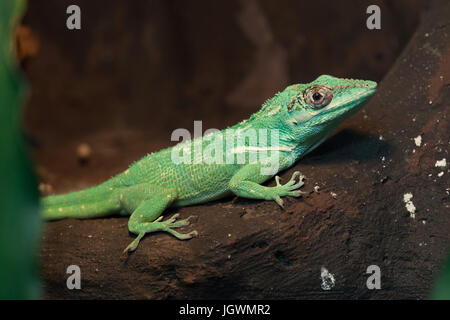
[
  {"xmin": 430, "ymin": 253, "xmax": 450, "ymax": 300},
  {"xmin": 0, "ymin": 0, "xmax": 41, "ymax": 299}
]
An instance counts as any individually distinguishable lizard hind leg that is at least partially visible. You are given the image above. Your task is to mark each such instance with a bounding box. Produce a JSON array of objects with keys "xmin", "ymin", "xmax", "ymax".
[{"xmin": 122, "ymin": 186, "xmax": 197, "ymax": 253}]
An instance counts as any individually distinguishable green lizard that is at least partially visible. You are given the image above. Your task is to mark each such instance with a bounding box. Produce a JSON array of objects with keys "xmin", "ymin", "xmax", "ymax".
[{"xmin": 41, "ymin": 75, "xmax": 376, "ymax": 253}]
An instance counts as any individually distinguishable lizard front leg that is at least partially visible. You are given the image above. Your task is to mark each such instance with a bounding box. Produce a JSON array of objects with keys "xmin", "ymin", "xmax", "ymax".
[
  {"xmin": 229, "ymin": 164, "xmax": 305, "ymax": 207},
  {"xmin": 120, "ymin": 183, "xmax": 197, "ymax": 253}
]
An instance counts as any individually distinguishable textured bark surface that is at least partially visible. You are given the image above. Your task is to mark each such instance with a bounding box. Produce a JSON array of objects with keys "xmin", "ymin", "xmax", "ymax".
[{"xmin": 24, "ymin": 0, "xmax": 449, "ymax": 299}]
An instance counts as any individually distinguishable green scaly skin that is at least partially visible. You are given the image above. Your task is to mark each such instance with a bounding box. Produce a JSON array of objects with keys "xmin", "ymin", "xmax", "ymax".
[{"xmin": 41, "ymin": 75, "xmax": 377, "ymax": 253}]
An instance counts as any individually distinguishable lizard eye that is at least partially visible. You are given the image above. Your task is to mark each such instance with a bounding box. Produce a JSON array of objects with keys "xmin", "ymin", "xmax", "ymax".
[
  {"xmin": 313, "ymin": 92, "xmax": 322, "ymax": 101},
  {"xmin": 304, "ymin": 85, "xmax": 333, "ymax": 109}
]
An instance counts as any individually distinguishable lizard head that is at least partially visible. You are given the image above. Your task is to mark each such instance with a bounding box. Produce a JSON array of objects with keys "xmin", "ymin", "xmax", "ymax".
[
  {"xmin": 269, "ymin": 75, "xmax": 377, "ymax": 154},
  {"xmin": 245, "ymin": 75, "xmax": 376, "ymax": 157},
  {"xmin": 284, "ymin": 75, "xmax": 377, "ymax": 127}
]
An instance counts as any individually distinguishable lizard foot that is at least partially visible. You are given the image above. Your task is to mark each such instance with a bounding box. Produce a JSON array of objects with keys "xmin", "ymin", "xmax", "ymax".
[
  {"xmin": 272, "ymin": 171, "xmax": 305, "ymax": 207},
  {"xmin": 123, "ymin": 214, "xmax": 198, "ymax": 253},
  {"xmin": 156, "ymin": 213, "xmax": 198, "ymax": 239}
]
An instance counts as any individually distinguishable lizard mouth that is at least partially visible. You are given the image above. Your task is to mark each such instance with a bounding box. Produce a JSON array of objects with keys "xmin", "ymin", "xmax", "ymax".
[
  {"xmin": 335, "ymin": 84, "xmax": 376, "ymax": 109},
  {"xmin": 341, "ymin": 86, "xmax": 376, "ymax": 107},
  {"xmin": 335, "ymin": 82, "xmax": 377, "ymax": 108}
]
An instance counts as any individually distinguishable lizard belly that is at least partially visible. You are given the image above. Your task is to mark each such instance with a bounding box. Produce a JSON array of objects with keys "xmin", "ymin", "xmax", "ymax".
[
  {"xmin": 173, "ymin": 188, "xmax": 232, "ymax": 207},
  {"xmin": 171, "ymin": 162, "xmax": 239, "ymax": 206}
]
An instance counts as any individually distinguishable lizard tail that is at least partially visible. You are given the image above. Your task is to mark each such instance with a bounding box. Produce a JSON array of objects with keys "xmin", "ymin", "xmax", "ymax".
[{"xmin": 40, "ymin": 183, "xmax": 121, "ymax": 220}]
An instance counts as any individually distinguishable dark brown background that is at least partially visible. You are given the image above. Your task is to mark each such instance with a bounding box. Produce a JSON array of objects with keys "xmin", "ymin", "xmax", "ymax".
[
  {"xmin": 20, "ymin": 0, "xmax": 450, "ymax": 299},
  {"xmin": 24, "ymin": 0, "xmax": 425, "ymax": 175}
]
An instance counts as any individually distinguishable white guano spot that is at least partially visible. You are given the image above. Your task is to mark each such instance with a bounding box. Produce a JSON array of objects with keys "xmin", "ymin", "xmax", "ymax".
[
  {"xmin": 403, "ymin": 193, "xmax": 416, "ymax": 218},
  {"xmin": 414, "ymin": 135, "xmax": 422, "ymax": 147},
  {"xmin": 435, "ymin": 158, "xmax": 447, "ymax": 168},
  {"xmin": 320, "ymin": 267, "xmax": 335, "ymax": 291},
  {"xmin": 403, "ymin": 193, "xmax": 413, "ymax": 202}
]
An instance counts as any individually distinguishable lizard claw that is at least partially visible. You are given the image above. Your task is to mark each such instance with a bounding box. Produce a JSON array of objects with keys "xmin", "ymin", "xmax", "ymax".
[
  {"xmin": 274, "ymin": 196, "xmax": 284, "ymax": 208},
  {"xmin": 123, "ymin": 232, "xmax": 145, "ymax": 254}
]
